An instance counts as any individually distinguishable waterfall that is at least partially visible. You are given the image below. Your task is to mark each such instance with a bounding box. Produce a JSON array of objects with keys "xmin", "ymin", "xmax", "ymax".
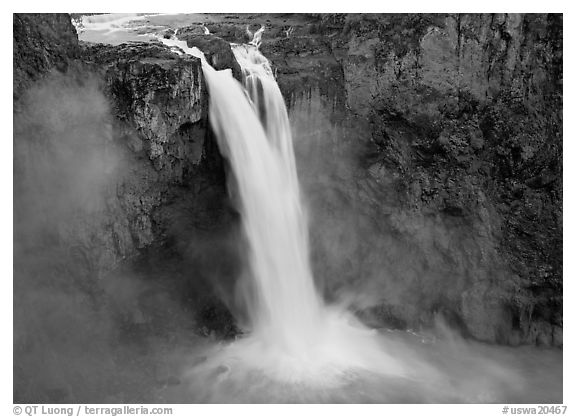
[
  {"xmin": 161, "ymin": 35, "xmax": 404, "ymax": 384},
  {"xmin": 205, "ymin": 45, "xmax": 325, "ymax": 351}
]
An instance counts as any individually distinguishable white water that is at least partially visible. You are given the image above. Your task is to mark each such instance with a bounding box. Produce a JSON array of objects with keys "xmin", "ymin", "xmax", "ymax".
[
  {"xmin": 229, "ymin": 43, "xmax": 321, "ymax": 340},
  {"xmin": 160, "ymin": 35, "xmax": 405, "ymax": 384},
  {"xmin": 245, "ymin": 25, "xmax": 265, "ymax": 48},
  {"xmin": 75, "ymin": 13, "xmax": 151, "ymax": 34}
]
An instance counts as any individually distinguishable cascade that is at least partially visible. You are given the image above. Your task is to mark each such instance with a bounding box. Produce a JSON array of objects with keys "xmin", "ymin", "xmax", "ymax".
[{"xmin": 161, "ymin": 34, "xmax": 404, "ymax": 384}]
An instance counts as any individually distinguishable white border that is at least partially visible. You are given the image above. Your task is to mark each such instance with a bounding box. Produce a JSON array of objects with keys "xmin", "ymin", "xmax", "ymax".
[{"xmin": 3, "ymin": 4, "xmax": 571, "ymax": 416}]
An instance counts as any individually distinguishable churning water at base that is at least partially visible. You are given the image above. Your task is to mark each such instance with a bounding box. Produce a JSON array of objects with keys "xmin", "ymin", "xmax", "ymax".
[
  {"xmin": 158, "ymin": 328, "xmax": 560, "ymax": 403},
  {"xmin": 157, "ymin": 36, "xmax": 562, "ymax": 402}
]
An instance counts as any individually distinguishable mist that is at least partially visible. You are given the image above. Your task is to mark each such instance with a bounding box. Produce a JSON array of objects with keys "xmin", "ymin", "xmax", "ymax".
[
  {"xmin": 13, "ymin": 12, "xmax": 562, "ymax": 404},
  {"xmin": 13, "ymin": 71, "xmax": 226, "ymax": 403}
]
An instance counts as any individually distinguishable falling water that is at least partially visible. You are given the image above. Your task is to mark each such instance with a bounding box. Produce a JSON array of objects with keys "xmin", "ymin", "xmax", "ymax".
[
  {"xmin": 228, "ymin": 43, "xmax": 322, "ymax": 341},
  {"xmin": 246, "ymin": 25, "xmax": 265, "ymax": 48},
  {"xmin": 160, "ymin": 35, "xmax": 406, "ymax": 385}
]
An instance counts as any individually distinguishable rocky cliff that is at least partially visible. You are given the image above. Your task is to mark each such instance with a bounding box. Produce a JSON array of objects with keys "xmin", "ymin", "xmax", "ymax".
[
  {"xmin": 237, "ymin": 13, "xmax": 562, "ymax": 346},
  {"xmin": 13, "ymin": 13, "xmax": 80, "ymax": 101},
  {"xmin": 13, "ymin": 13, "xmax": 562, "ymax": 357},
  {"xmin": 192, "ymin": 13, "xmax": 563, "ymax": 346},
  {"xmin": 334, "ymin": 14, "xmax": 562, "ymax": 347}
]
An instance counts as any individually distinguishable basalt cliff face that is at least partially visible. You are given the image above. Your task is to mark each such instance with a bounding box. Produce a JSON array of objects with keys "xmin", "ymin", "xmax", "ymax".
[
  {"xmin": 198, "ymin": 13, "xmax": 562, "ymax": 346},
  {"xmin": 13, "ymin": 12, "xmax": 562, "ymax": 367},
  {"xmin": 13, "ymin": 13, "xmax": 80, "ymax": 100},
  {"xmin": 334, "ymin": 14, "xmax": 562, "ymax": 347},
  {"xmin": 267, "ymin": 14, "xmax": 562, "ymax": 346}
]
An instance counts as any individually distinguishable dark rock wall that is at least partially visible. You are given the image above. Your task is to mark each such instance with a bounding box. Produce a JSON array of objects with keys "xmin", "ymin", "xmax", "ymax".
[
  {"xmin": 13, "ymin": 13, "xmax": 80, "ymax": 101},
  {"xmin": 342, "ymin": 14, "xmax": 562, "ymax": 346},
  {"xmin": 177, "ymin": 32, "xmax": 243, "ymax": 80},
  {"xmin": 254, "ymin": 13, "xmax": 561, "ymax": 346}
]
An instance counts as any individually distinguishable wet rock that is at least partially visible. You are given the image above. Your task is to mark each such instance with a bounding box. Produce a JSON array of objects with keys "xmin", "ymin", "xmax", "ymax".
[
  {"xmin": 177, "ymin": 32, "xmax": 242, "ymax": 80},
  {"xmin": 196, "ymin": 296, "xmax": 241, "ymax": 339},
  {"xmin": 162, "ymin": 28, "xmax": 175, "ymax": 39}
]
